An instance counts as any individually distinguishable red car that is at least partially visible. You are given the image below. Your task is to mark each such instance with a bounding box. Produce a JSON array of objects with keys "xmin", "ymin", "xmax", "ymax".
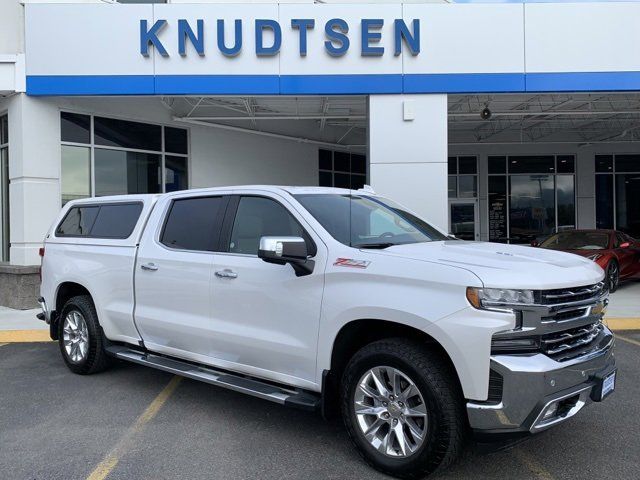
[{"xmin": 535, "ymin": 229, "xmax": 640, "ymax": 292}]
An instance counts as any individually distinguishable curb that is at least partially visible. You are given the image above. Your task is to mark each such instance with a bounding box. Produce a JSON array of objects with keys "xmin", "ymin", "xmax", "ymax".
[
  {"xmin": 0, "ymin": 330, "xmax": 52, "ymax": 343},
  {"xmin": 605, "ymin": 318, "xmax": 640, "ymax": 331}
]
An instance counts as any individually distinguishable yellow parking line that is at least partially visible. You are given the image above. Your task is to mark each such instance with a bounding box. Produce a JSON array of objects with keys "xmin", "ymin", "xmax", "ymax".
[
  {"xmin": 605, "ymin": 318, "xmax": 640, "ymax": 331},
  {"xmin": 86, "ymin": 375, "xmax": 182, "ymax": 480},
  {"xmin": 0, "ymin": 330, "xmax": 52, "ymax": 343},
  {"xmin": 514, "ymin": 449, "xmax": 556, "ymax": 480},
  {"xmin": 616, "ymin": 334, "xmax": 640, "ymax": 347}
]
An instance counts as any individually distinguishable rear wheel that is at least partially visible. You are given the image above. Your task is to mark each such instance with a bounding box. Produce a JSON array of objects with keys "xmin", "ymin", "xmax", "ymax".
[
  {"xmin": 607, "ymin": 261, "xmax": 620, "ymax": 293},
  {"xmin": 58, "ymin": 295, "xmax": 111, "ymax": 375},
  {"xmin": 341, "ymin": 338, "xmax": 465, "ymax": 479}
]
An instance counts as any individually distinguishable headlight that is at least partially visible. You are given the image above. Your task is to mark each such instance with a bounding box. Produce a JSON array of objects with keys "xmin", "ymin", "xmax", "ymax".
[
  {"xmin": 466, "ymin": 287, "xmax": 535, "ymax": 312},
  {"xmin": 586, "ymin": 253, "xmax": 603, "ymax": 261}
]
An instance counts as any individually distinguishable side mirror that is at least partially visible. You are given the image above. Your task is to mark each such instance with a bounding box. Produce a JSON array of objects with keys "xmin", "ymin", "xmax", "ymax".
[
  {"xmin": 258, "ymin": 236, "xmax": 314, "ymax": 276},
  {"xmin": 620, "ymin": 242, "xmax": 631, "ymax": 249}
]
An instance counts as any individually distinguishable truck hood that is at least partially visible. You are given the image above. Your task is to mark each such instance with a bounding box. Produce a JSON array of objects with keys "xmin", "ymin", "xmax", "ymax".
[{"xmin": 371, "ymin": 241, "xmax": 604, "ymax": 290}]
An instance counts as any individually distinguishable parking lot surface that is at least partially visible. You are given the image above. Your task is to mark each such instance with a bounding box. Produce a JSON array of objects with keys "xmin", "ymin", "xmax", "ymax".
[{"xmin": 1, "ymin": 333, "xmax": 639, "ymax": 480}]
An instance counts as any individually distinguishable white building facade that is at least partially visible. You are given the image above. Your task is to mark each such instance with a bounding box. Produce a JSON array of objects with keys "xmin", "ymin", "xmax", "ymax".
[{"xmin": 1, "ymin": 0, "xmax": 639, "ymax": 307}]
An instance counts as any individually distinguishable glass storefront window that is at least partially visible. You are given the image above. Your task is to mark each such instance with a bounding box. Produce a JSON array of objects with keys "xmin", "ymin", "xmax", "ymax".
[
  {"xmin": 318, "ymin": 149, "xmax": 367, "ymax": 190},
  {"xmin": 458, "ymin": 175, "xmax": 477, "ymax": 198},
  {"xmin": 165, "ymin": 155, "xmax": 188, "ymax": 193},
  {"xmin": 509, "ymin": 175, "xmax": 556, "ymax": 242},
  {"xmin": 508, "ymin": 156, "xmax": 555, "ymax": 174},
  {"xmin": 616, "ymin": 174, "xmax": 640, "ymax": 237},
  {"xmin": 595, "ymin": 174, "xmax": 614, "ymax": 229},
  {"xmin": 94, "ymin": 117, "xmax": 162, "ymax": 151},
  {"xmin": 94, "ymin": 149, "xmax": 161, "ymax": 197},
  {"xmin": 61, "ymin": 145, "xmax": 91, "ymax": 205},
  {"xmin": 61, "ymin": 113, "xmax": 91, "ymax": 144},
  {"xmin": 556, "ymin": 174, "xmax": 576, "ymax": 231},
  {"xmin": 448, "ymin": 156, "xmax": 478, "ymax": 199},
  {"xmin": 448, "ymin": 176, "xmax": 457, "ymax": 199},
  {"xmin": 60, "ymin": 113, "xmax": 188, "ymax": 204},
  {"xmin": 596, "ymin": 154, "xmax": 640, "ymax": 238}
]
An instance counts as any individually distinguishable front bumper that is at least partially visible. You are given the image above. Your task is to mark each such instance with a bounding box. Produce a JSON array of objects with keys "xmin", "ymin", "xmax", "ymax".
[{"xmin": 467, "ymin": 325, "xmax": 615, "ymax": 435}]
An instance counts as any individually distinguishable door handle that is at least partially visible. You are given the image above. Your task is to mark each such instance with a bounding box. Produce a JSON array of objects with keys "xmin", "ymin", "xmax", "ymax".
[
  {"xmin": 215, "ymin": 269, "xmax": 238, "ymax": 279},
  {"xmin": 140, "ymin": 263, "xmax": 159, "ymax": 271}
]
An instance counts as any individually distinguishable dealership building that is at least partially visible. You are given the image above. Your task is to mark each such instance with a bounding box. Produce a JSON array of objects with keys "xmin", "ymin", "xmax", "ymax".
[{"xmin": 1, "ymin": 0, "xmax": 639, "ymax": 307}]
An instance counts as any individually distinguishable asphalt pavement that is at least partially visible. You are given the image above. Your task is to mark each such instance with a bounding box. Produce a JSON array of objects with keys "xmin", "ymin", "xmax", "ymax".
[{"xmin": 1, "ymin": 333, "xmax": 639, "ymax": 480}]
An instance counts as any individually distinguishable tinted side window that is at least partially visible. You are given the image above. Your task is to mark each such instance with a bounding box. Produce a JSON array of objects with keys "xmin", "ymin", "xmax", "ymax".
[
  {"xmin": 90, "ymin": 203, "xmax": 143, "ymax": 238},
  {"xmin": 56, "ymin": 206, "xmax": 100, "ymax": 236},
  {"xmin": 161, "ymin": 196, "xmax": 225, "ymax": 251},
  {"xmin": 229, "ymin": 197, "xmax": 310, "ymax": 255}
]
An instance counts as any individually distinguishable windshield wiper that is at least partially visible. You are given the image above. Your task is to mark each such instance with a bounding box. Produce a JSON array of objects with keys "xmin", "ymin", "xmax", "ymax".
[{"xmin": 353, "ymin": 242, "xmax": 396, "ymax": 249}]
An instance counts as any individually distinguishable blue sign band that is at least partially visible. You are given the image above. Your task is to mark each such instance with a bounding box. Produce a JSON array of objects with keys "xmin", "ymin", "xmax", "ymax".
[{"xmin": 25, "ymin": 72, "xmax": 640, "ymax": 96}]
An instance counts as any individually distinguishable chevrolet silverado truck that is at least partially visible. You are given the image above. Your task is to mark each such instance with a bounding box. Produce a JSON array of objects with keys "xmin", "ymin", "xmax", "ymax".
[{"xmin": 38, "ymin": 186, "xmax": 616, "ymax": 478}]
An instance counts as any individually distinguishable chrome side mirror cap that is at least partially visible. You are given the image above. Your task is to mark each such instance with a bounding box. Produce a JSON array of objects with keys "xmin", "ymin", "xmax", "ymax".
[{"xmin": 258, "ymin": 236, "xmax": 313, "ymax": 276}]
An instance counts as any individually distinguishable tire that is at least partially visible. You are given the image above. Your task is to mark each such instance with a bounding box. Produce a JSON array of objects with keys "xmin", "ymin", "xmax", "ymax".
[
  {"xmin": 340, "ymin": 338, "xmax": 465, "ymax": 479},
  {"xmin": 57, "ymin": 295, "xmax": 111, "ymax": 375},
  {"xmin": 607, "ymin": 260, "xmax": 620, "ymax": 293}
]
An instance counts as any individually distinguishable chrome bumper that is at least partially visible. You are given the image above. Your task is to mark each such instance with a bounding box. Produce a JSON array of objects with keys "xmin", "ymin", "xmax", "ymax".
[{"xmin": 467, "ymin": 325, "xmax": 615, "ymax": 434}]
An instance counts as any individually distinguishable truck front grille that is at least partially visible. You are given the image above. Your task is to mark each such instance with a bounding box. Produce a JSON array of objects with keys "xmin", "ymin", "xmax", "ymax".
[
  {"xmin": 491, "ymin": 281, "xmax": 609, "ymax": 361},
  {"xmin": 540, "ymin": 322, "xmax": 604, "ymax": 362},
  {"xmin": 538, "ymin": 282, "xmax": 605, "ymax": 306}
]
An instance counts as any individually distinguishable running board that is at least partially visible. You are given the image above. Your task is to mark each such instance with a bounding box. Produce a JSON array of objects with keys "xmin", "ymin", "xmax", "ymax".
[{"xmin": 105, "ymin": 346, "xmax": 320, "ymax": 411}]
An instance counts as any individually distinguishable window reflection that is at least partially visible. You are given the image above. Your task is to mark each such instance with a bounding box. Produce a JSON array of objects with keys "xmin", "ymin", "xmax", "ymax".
[
  {"xmin": 616, "ymin": 174, "xmax": 640, "ymax": 237},
  {"xmin": 94, "ymin": 149, "xmax": 160, "ymax": 197},
  {"xmin": 509, "ymin": 175, "xmax": 555, "ymax": 243},
  {"xmin": 61, "ymin": 145, "xmax": 91, "ymax": 205},
  {"xmin": 556, "ymin": 175, "xmax": 576, "ymax": 231}
]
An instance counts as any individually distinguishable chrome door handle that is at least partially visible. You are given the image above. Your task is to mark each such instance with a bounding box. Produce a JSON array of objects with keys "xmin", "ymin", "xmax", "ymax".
[
  {"xmin": 140, "ymin": 263, "xmax": 159, "ymax": 271},
  {"xmin": 215, "ymin": 269, "xmax": 238, "ymax": 279}
]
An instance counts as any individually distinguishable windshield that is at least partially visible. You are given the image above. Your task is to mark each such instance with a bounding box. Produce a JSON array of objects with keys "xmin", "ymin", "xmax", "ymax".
[
  {"xmin": 294, "ymin": 194, "xmax": 448, "ymax": 248},
  {"xmin": 540, "ymin": 231, "xmax": 610, "ymax": 250}
]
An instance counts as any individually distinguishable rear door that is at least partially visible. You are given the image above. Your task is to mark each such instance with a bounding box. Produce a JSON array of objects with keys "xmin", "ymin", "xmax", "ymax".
[
  {"xmin": 208, "ymin": 192, "xmax": 327, "ymax": 387},
  {"xmin": 134, "ymin": 192, "xmax": 229, "ymax": 359}
]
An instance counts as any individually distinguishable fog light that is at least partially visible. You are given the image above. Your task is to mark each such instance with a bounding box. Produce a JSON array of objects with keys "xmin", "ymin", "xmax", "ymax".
[{"xmin": 542, "ymin": 402, "xmax": 558, "ymax": 420}]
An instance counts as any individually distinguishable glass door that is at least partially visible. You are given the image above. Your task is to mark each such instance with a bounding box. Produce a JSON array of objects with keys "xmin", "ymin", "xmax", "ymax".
[{"xmin": 449, "ymin": 199, "xmax": 479, "ymax": 241}]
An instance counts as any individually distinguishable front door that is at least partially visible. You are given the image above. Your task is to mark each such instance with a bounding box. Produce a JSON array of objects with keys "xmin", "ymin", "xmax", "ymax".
[
  {"xmin": 209, "ymin": 193, "xmax": 327, "ymax": 387},
  {"xmin": 449, "ymin": 200, "xmax": 479, "ymax": 241}
]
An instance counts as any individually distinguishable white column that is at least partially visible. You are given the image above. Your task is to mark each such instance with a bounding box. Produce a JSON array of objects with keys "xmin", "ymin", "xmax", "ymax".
[
  {"xmin": 368, "ymin": 94, "xmax": 448, "ymax": 231},
  {"xmin": 576, "ymin": 147, "xmax": 596, "ymax": 230},
  {"xmin": 8, "ymin": 94, "xmax": 60, "ymax": 265}
]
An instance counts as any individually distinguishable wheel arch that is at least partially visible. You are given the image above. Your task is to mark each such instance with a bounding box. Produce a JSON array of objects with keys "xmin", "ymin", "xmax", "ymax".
[
  {"xmin": 321, "ymin": 319, "xmax": 463, "ymax": 420},
  {"xmin": 51, "ymin": 282, "xmax": 94, "ymax": 340}
]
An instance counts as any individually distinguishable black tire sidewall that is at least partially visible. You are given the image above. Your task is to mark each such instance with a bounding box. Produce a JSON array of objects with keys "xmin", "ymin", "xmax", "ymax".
[
  {"xmin": 341, "ymin": 344, "xmax": 453, "ymax": 477},
  {"xmin": 57, "ymin": 296, "xmax": 103, "ymax": 374},
  {"xmin": 607, "ymin": 261, "xmax": 619, "ymax": 293}
]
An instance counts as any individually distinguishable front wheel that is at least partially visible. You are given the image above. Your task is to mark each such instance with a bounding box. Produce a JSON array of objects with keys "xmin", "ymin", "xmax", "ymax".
[
  {"xmin": 58, "ymin": 295, "xmax": 111, "ymax": 375},
  {"xmin": 341, "ymin": 339, "xmax": 465, "ymax": 479}
]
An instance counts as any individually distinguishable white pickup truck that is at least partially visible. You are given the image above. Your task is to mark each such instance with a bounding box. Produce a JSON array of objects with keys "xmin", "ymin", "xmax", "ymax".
[{"xmin": 38, "ymin": 186, "xmax": 616, "ymax": 478}]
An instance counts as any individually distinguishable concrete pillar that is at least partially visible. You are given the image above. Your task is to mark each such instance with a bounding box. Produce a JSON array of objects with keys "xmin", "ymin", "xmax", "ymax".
[
  {"xmin": 368, "ymin": 94, "xmax": 448, "ymax": 231},
  {"xmin": 8, "ymin": 94, "xmax": 60, "ymax": 265},
  {"xmin": 576, "ymin": 147, "xmax": 596, "ymax": 229}
]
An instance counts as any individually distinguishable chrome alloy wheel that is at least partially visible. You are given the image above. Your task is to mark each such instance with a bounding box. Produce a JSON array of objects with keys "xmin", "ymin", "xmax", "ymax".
[
  {"xmin": 354, "ymin": 366, "xmax": 428, "ymax": 458},
  {"xmin": 608, "ymin": 263, "xmax": 619, "ymax": 291},
  {"xmin": 62, "ymin": 310, "xmax": 89, "ymax": 363}
]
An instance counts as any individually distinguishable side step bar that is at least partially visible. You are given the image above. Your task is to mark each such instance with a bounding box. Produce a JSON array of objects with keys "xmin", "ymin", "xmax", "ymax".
[{"xmin": 105, "ymin": 346, "xmax": 320, "ymax": 411}]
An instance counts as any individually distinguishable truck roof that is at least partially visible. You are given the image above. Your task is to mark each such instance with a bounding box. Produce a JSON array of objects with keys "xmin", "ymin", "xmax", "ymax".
[{"xmin": 66, "ymin": 186, "xmax": 376, "ymax": 206}]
